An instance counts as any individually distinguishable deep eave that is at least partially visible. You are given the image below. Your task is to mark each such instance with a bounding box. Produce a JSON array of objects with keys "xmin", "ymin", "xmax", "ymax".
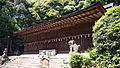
[{"xmin": 14, "ymin": 2, "xmax": 106, "ymax": 37}]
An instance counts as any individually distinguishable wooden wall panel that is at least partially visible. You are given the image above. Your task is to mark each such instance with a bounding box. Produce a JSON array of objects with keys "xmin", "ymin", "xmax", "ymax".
[{"xmin": 24, "ymin": 22, "xmax": 94, "ymax": 54}]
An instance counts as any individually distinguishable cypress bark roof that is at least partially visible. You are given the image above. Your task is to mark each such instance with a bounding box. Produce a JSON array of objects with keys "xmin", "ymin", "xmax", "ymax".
[{"xmin": 14, "ymin": 2, "xmax": 106, "ymax": 37}]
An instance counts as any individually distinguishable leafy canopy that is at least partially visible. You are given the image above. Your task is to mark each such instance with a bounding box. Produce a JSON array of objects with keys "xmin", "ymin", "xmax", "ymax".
[
  {"xmin": 0, "ymin": 0, "xmax": 25, "ymax": 55},
  {"xmin": 27, "ymin": 0, "xmax": 97, "ymax": 25},
  {"xmin": 92, "ymin": 5, "xmax": 120, "ymax": 68}
]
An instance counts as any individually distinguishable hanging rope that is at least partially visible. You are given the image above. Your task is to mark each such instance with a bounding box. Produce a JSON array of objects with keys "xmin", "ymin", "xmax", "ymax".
[{"xmin": 26, "ymin": 33, "xmax": 93, "ymax": 45}]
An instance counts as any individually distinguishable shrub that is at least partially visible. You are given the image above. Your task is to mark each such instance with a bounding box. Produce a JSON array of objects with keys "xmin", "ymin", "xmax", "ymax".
[
  {"xmin": 69, "ymin": 52, "xmax": 93, "ymax": 68},
  {"xmin": 89, "ymin": 49, "xmax": 97, "ymax": 60},
  {"xmin": 92, "ymin": 5, "xmax": 120, "ymax": 68},
  {"xmin": 69, "ymin": 52, "xmax": 83, "ymax": 68}
]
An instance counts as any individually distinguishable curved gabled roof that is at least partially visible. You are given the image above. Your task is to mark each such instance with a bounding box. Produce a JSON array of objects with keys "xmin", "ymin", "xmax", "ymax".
[{"xmin": 14, "ymin": 2, "xmax": 106, "ymax": 37}]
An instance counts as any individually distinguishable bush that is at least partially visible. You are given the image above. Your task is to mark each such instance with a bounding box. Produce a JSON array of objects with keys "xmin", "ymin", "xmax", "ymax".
[
  {"xmin": 69, "ymin": 52, "xmax": 83, "ymax": 68},
  {"xmin": 92, "ymin": 5, "xmax": 120, "ymax": 68},
  {"xmin": 69, "ymin": 52, "xmax": 93, "ymax": 68},
  {"xmin": 89, "ymin": 49, "xmax": 97, "ymax": 60}
]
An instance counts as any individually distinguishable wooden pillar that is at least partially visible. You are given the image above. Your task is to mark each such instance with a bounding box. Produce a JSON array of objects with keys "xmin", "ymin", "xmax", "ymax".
[{"xmin": 55, "ymin": 42, "xmax": 58, "ymax": 54}]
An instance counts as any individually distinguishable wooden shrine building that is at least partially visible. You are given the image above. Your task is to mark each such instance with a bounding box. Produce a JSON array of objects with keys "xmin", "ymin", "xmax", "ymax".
[{"xmin": 14, "ymin": 2, "xmax": 106, "ymax": 54}]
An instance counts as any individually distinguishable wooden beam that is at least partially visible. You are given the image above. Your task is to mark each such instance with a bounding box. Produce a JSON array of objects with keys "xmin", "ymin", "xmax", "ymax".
[
  {"xmin": 70, "ymin": 17, "xmax": 75, "ymax": 20},
  {"xmin": 77, "ymin": 15, "xmax": 82, "ymax": 17},
  {"xmin": 74, "ymin": 16, "xmax": 79, "ymax": 19},
  {"xmin": 67, "ymin": 18, "xmax": 73, "ymax": 22},
  {"xmin": 93, "ymin": 14, "xmax": 99, "ymax": 18},
  {"xmin": 97, "ymin": 12, "xmax": 103, "ymax": 16},
  {"xmin": 90, "ymin": 10, "xmax": 97, "ymax": 14}
]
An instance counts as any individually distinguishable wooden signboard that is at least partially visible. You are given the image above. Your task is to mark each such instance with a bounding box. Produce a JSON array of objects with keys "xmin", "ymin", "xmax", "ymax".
[
  {"xmin": 39, "ymin": 49, "xmax": 56, "ymax": 56},
  {"xmin": 42, "ymin": 58, "xmax": 49, "ymax": 68}
]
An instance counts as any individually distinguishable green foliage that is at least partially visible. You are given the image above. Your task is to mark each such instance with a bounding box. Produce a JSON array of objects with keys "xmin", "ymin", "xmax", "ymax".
[
  {"xmin": 5, "ymin": 0, "xmax": 99, "ymax": 29},
  {"xmin": 92, "ymin": 5, "xmax": 120, "ymax": 68},
  {"xmin": 89, "ymin": 49, "xmax": 97, "ymax": 59},
  {"xmin": 27, "ymin": 0, "xmax": 98, "ymax": 25},
  {"xmin": 13, "ymin": 50, "xmax": 19, "ymax": 55},
  {"xmin": 69, "ymin": 52, "xmax": 93, "ymax": 68},
  {"xmin": 5, "ymin": 0, "xmax": 98, "ymax": 29},
  {"xmin": 3, "ymin": 60, "xmax": 8, "ymax": 65},
  {"xmin": 69, "ymin": 52, "xmax": 83, "ymax": 68},
  {"xmin": 0, "ymin": 0, "xmax": 25, "ymax": 55},
  {"xmin": 97, "ymin": 0, "xmax": 120, "ymax": 6}
]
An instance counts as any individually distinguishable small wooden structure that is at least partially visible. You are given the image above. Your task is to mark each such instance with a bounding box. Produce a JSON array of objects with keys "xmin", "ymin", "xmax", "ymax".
[
  {"xmin": 14, "ymin": 2, "xmax": 106, "ymax": 54},
  {"xmin": 42, "ymin": 58, "xmax": 49, "ymax": 68}
]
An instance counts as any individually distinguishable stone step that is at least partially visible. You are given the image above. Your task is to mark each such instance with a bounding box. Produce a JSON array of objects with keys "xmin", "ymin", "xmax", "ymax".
[
  {"xmin": 4, "ymin": 58, "xmax": 40, "ymax": 68},
  {"xmin": 49, "ymin": 57, "xmax": 70, "ymax": 68},
  {"xmin": 4, "ymin": 66, "xmax": 40, "ymax": 68},
  {"xmin": 6, "ymin": 63, "xmax": 39, "ymax": 66},
  {"xmin": 4, "ymin": 54, "xmax": 70, "ymax": 68}
]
